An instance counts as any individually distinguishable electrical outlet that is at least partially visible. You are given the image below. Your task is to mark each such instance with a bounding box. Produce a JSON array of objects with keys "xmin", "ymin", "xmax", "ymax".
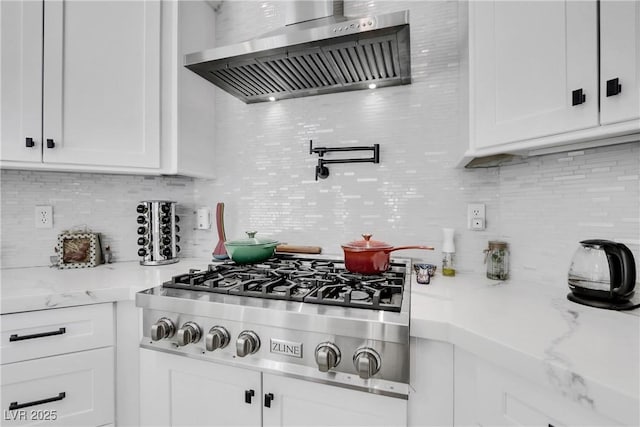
[
  {"xmin": 35, "ymin": 205, "xmax": 53, "ymax": 229},
  {"xmin": 467, "ymin": 203, "xmax": 486, "ymax": 230}
]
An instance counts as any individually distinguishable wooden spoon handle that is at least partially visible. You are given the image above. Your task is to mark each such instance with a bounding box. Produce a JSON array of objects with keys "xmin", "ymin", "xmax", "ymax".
[{"xmin": 386, "ymin": 245, "xmax": 435, "ymax": 253}]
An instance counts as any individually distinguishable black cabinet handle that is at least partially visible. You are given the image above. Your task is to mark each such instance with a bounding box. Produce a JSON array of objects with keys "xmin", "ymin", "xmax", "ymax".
[
  {"xmin": 244, "ymin": 389, "xmax": 255, "ymax": 404},
  {"xmin": 264, "ymin": 393, "xmax": 274, "ymax": 408},
  {"xmin": 606, "ymin": 78, "xmax": 622, "ymax": 97},
  {"xmin": 9, "ymin": 392, "xmax": 66, "ymax": 410},
  {"xmin": 46, "ymin": 138, "xmax": 55, "ymax": 148},
  {"xmin": 572, "ymin": 89, "xmax": 586, "ymax": 106},
  {"xmin": 10, "ymin": 327, "xmax": 66, "ymax": 342},
  {"xmin": 25, "ymin": 137, "xmax": 35, "ymax": 148}
]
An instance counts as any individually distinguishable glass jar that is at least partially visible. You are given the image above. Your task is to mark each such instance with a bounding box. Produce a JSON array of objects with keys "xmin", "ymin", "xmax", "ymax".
[
  {"xmin": 442, "ymin": 252, "xmax": 455, "ymax": 276},
  {"xmin": 484, "ymin": 241, "xmax": 509, "ymax": 280}
]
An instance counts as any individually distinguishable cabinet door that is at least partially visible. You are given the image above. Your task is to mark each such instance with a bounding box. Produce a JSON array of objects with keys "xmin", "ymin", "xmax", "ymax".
[
  {"xmin": 139, "ymin": 349, "xmax": 262, "ymax": 427},
  {"xmin": 262, "ymin": 373, "xmax": 407, "ymax": 427},
  {"xmin": 42, "ymin": 0, "xmax": 160, "ymax": 169},
  {"xmin": 458, "ymin": 349, "xmax": 624, "ymax": 427},
  {"xmin": 600, "ymin": 1, "xmax": 640, "ymax": 125},
  {"xmin": 470, "ymin": 1, "xmax": 599, "ymax": 149},
  {"xmin": 0, "ymin": 0, "xmax": 43, "ymax": 162}
]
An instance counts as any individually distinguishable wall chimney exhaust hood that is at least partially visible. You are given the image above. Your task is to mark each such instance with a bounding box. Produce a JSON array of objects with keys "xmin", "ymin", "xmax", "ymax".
[{"xmin": 184, "ymin": 1, "xmax": 411, "ymax": 103}]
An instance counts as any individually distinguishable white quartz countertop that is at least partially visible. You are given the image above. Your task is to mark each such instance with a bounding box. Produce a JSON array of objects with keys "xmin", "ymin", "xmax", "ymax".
[
  {"xmin": 2, "ymin": 260, "xmax": 638, "ymax": 423},
  {"xmin": 411, "ymin": 272, "xmax": 640, "ymax": 424},
  {"xmin": 0, "ymin": 258, "xmax": 212, "ymax": 314}
]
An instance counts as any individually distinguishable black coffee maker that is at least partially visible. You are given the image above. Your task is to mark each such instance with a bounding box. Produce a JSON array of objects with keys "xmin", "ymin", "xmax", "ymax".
[{"xmin": 567, "ymin": 239, "xmax": 638, "ymax": 310}]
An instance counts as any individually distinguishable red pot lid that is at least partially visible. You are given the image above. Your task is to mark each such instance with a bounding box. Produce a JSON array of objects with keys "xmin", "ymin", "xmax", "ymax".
[{"xmin": 342, "ymin": 234, "xmax": 392, "ymax": 251}]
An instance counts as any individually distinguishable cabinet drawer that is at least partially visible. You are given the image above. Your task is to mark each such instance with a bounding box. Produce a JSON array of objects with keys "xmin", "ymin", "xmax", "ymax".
[
  {"xmin": 1, "ymin": 347, "xmax": 114, "ymax": 426},
  {"xmin": 1, "ymin": 304, "xmax": 114, "ymax": 364}
]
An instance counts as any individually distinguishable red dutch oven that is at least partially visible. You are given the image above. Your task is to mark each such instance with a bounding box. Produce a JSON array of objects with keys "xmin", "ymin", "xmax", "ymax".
[{"xmin": 342, "ymin": 234, "xmax": 435, "ymax": 275}]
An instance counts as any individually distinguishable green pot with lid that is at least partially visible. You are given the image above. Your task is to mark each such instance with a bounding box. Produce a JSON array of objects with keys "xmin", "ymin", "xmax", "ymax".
[{"xmin": 224, "ymin": 231, "xmax": 279, "ymax": 264}]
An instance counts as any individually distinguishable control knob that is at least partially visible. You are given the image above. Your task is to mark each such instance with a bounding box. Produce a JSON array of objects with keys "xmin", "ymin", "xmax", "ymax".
[
  {"xmin": 150, "ymin": 318, "xmax": 175, "ymax": 341},
  {"xmin": 353, "ymin": 348, "xmax": 381, "ymax": 379},
  {"xmin": 315, "ymin": 342, "xmax": 341, "ymax": 372},
  {"xmin": 236, "ymin": 331, "xmax": 260, "ymax": 357},
  {"xmin": 205, "ymin": 326, "xmax": 230, "ymax": 352},
  {"xmin": 176, "ymin": 322, "xmax": 201, "ymax": 346}
]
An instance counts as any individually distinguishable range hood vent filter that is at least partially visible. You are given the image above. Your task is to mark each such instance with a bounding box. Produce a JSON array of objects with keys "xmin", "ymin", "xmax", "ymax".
[{"xmin": 185, "ymin": 6, "xmax": 411, "ymax": 103}]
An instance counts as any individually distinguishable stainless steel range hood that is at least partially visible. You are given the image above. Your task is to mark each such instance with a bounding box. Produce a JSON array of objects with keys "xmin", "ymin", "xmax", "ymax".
[{"xmin": 184, "ymin": 1, "xmax": 411, "ymax": 103}]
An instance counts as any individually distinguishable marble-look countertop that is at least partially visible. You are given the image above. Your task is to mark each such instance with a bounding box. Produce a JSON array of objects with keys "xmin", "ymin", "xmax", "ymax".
[
  {"xmin": 0, "ymin": 259, "xmax": 211, "ymax": 314},
  {"xmin": 2, "ymin": 260, "xmax": 638, "ymax": 423},
  {"xmin": 411, "ymin": 272, "xmax": 640, "ymax": 425}
]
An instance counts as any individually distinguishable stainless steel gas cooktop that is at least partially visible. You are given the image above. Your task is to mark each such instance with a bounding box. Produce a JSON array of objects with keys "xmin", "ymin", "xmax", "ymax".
[{"xmin": 136, "ymin": 254, "xmax": 411, "ymax": 398}]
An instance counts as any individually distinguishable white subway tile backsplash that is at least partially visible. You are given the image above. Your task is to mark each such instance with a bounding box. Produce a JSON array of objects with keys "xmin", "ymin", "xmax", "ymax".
[
  {"xmin": 0, "ymin": 170, "xmax": 196, "ymax": 268},
  {"xmin": 1, "ymin": 1, "xmax": 637, "ymax": 292}
]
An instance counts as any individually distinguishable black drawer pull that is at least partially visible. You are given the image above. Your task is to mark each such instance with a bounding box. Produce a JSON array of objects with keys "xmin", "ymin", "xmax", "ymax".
[
  {"xmin": 9, "ymin": 392, "xmax": 66, "ymax": 410},
  {"xmin": 9, "ymin": 327, "xmax": 66, "ymax": 342},
  {"xmin": 244, "ymin": 389, "xmax": 255, "ymax": 404},
  {"xmin": 25, "ymin": 137, "xmax": 35, "ymax": 148},
  {"xmin": 264, "ymin": 393, "xmax": 274, "ymax": 408},
  {"xmin": 46, "ymin": 138, "xmax": 55, "ymax": 149}
]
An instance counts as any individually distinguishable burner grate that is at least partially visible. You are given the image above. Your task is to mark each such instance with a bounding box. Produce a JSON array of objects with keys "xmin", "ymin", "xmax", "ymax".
[{"xmin": 162, "ymin": 256, "xmax": 406, "ymax": 311}]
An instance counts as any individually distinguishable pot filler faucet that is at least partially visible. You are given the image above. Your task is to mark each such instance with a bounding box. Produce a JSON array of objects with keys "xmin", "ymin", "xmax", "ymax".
[{"xmin": 309, "ymin": 140, "xmax": 380, "ymax": 180}]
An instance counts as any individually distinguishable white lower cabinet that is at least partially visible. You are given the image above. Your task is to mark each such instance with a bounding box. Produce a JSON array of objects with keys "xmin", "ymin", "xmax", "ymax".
[
  {"xmin": 454, "ymin": 348, "xmax": 623, "ymax": 426},
  {"xmin": 140, "ymin": 349, "xmax": 408, "ymax": 427},
  {"xmin": 407, "ymin": 338, "xmax": 454, "ymax": 427},
  {"xmin": 140, "ymin": 349, "xmax": 261, "ymax": 426},
  {"xmin": 262, "ymin": 373, "xmax": 407, "ymax": 427},
  {"xmin": 0, "ymin": 304, "xmax": 115, "ymax": 427},
  {"xmin": 0, "ymin": 348, "xmax": 114, "ymax": 426}
]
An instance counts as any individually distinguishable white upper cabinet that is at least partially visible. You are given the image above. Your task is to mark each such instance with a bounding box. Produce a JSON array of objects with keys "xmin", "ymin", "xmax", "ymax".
[
  {"xmin": 160, "ymin": 0, "xmax": 217, "ymax": 179},
  {"xmin": 600, "ymin": 1, "xmax": 640, "ymax": 126},
  {"xmin": 470, "ymin": 1, "xmax": 599, "ymax": 150},
  {"xmin": 0, "ymin": 1, "xmax": 43, "ymax": 163},
  {"xmin": 1, "ymin": 0, "xmax": 161, "ymax": 170},
  {"xmin": 41, "ymin": 0, "xmax": 161, "ymax": 169},
  {"xmin": 467, "ymin": 0, "xmax": 640, "ymax": 159}
]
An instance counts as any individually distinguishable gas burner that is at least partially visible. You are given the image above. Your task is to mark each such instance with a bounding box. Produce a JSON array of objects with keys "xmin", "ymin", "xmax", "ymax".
[{"xmin": 162, "ymin": 256, "xmax": 406, "ymax": 311}]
